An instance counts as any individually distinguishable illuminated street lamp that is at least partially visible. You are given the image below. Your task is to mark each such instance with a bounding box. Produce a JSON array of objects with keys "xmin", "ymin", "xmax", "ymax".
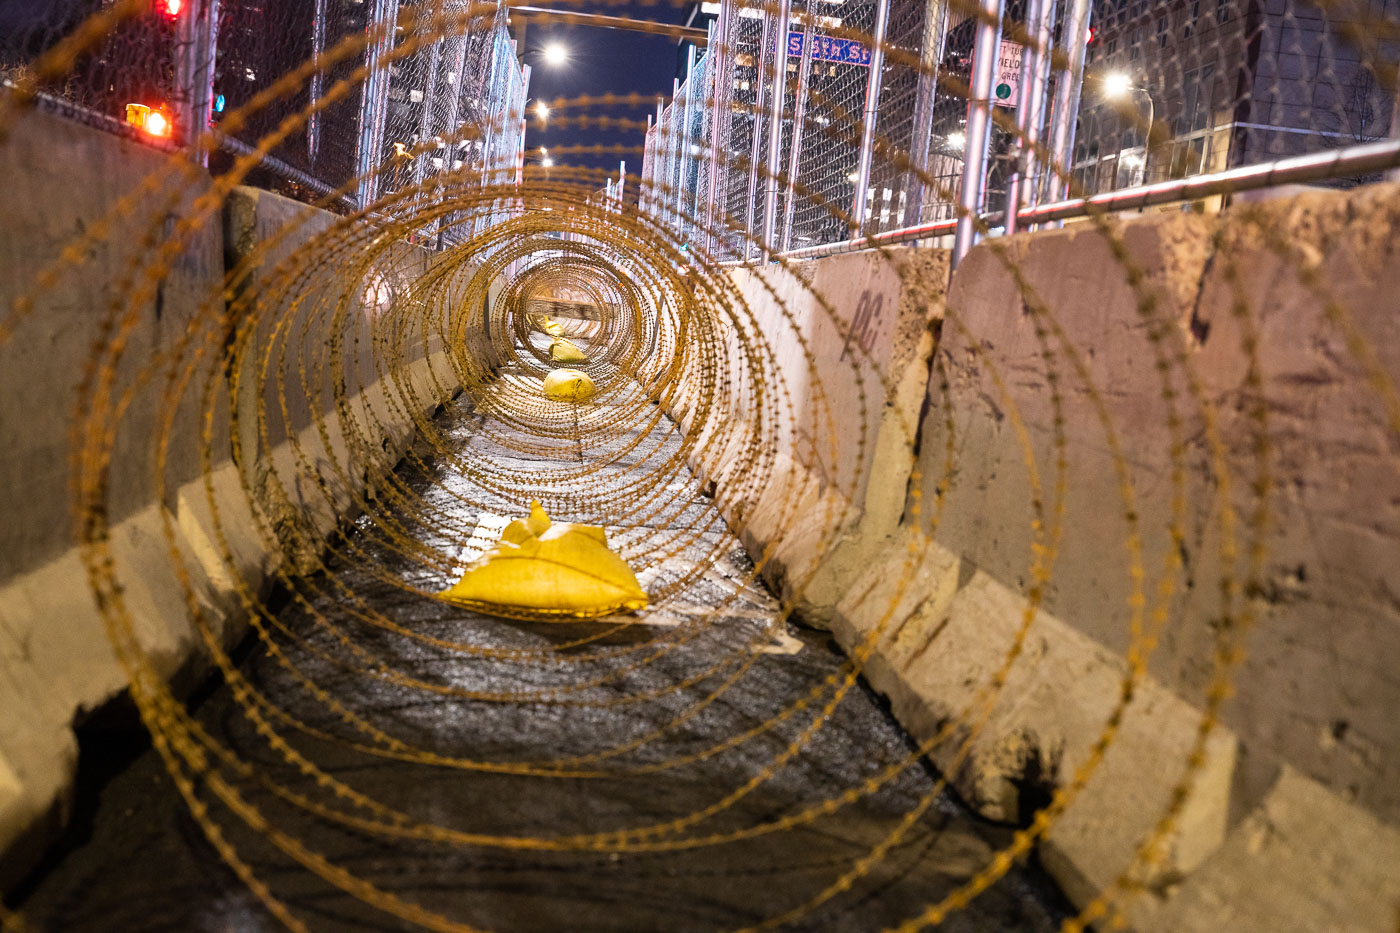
[
  {"xmin": 542, "ymin": 42, "xmax": 569, "ymax": 67},
  {"xmin": 946, "ymin": 130, "xmax": 967, "ymax": 151},
  {"xmin": 535, "ymin": 100, "xmax": 550, "ymax": 123},
  {"xmin": 1100, "ymin": 70, "xmax": 1156, "ymax": 184}
]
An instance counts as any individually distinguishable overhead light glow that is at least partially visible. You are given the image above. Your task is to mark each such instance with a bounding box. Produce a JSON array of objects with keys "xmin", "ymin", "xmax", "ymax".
[
  {"xmin": 542, "ymin": 157, "xmax": 554, "ymax": 167},
  {"xmin": 1101, "ymin": 71, "xmax": 1134, "ymax": 99},
  {"xmin": 535, "ymin": 101, "xmax": 550, "ymax": 119},
  {"xmin": 543, "ymin": 43, "xmax": 568, "ymax": 66},
  {"xmin": 947, "ymin": 130, "xmax": 966, "ymax": 149}
]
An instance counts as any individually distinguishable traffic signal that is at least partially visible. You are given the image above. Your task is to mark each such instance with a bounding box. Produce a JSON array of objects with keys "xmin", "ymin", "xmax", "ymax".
[
  {"xmin": 158, "ymin": 0, "xmax": 182, "ymax": 18},
  {"xmin": 1086, "ymin": 26, "xmax": 1097, "ymax": 45}
]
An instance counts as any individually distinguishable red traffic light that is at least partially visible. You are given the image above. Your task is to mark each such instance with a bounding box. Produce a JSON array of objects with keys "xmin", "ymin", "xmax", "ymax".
[
  {"xmin": 159, "ymin": 0, "xmax": 182, "ymax": 17},
  {"xmin": 1086, "ymin": 26, "xmax": 1097, "ymax": 45}
]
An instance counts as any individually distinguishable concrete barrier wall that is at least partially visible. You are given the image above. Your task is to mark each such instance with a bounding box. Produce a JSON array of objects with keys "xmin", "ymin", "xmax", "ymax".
[
  {"xmin": 0, "ymin": 113, "xmax": 459, "ymax": 889},
  {"xmin": 692, "ymin": 184, "xmax": 1400, "ymax": 930},
  {"xmin": 677, "ymin": 248, "xmax": 947, "ymax": 620}
]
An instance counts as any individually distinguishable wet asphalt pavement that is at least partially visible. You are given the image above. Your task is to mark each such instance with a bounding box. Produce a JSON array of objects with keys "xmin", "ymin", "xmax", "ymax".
[{"xmin": 13, "ymin": 360, "xmax": 1071, "ymax": 931}]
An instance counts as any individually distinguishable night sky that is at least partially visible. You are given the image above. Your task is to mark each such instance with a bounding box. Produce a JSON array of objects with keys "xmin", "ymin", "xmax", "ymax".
[{"xmin": 516, "ymin": 1, "xmax": 697, "ymax": 179}]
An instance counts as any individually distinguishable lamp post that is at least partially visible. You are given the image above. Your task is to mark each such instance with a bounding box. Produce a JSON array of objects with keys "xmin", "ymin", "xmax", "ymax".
[{"xmin": 1101, "ymin": 71, "xmax": 1155, "ymax": 185}]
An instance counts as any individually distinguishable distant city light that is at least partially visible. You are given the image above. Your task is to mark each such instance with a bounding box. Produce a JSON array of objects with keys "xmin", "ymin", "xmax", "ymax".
[
  {"xmin": 1102, "ymin": 71, "xmax": 1134, "ymax": 99},
  {"xmin": 543, "ymin": 43, "xmax": 569, "ymax": 66}
]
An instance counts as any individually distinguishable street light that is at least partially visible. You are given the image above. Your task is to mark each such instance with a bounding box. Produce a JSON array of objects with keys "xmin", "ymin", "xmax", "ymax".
[
  {"xmin": 1100, "ymin": 70, "xmax": 1155, "ymax": 184},
  {"xmin": 542, "ymin": 42, "xmax": 569, "ymax": 67},
  {"xmin": 534, "ymin": 100, "xmax": 550, "ymax": 125}
]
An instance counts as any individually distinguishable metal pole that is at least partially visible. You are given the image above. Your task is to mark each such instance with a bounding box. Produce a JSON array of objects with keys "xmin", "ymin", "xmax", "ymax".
[
  {"xmin": 357, "ymin": 0, "xmax": 399, "ymax": 209},
  {"xmin": 1004, "ymin": 0, "xmax": 1054, "ymax": 235},
  {"xmin": 309, "ymin": 0, "xmax": 325, "ymax": 164},
  {"xmin": 517, "ymin": 63, "xmax": 530, "ymax": 214},
  {"xmin": 1023, "ymin": 0, "xmax": 1055, "ymax": 210},
  {"xmin": 1140, "ymin": 89, "xmax": 1155, "ymax": 183},
  {"xmin": 642, "ymin": 114, "xmax": 654, "ymax": 215},
  {"xmin": 904, "ymin": 0, "xmax": 950, "ymax": 227},
  {"xmin": 1389, "ymin": 83, "xmax": 1400, "ymax": 182},
  {"xmin": 744, "ymin": 11, "xmax": 772, "ymax": 261},
  {"xmin": 951, "ymin": 0, "xmax": 1003, "ymax": 266},
  {"xmin": 675, "ymin": 45, "xmax": 698, "ymax": 230},
  {"xmin": 849, "ymin": 0, "xmax": 891, "ymax": 236},
  {"xmin": 476, "ymin": 17, "xmax": 505, "ymax": 236},
  {"xmin": 668, "ymin": 79, "xmax": 680, "ymax": 230},
  {"xmin": 760, "ymin": 0, "xmax": 793, "ymax": 260},
  {"xmin": 655, "ymin": 96, "xmax": 667, "ymax": 222},
  {"xmin": 175, "ymin": 0, "xmax": 219, "ymax": 164},
  {"xmin": 704, "ymin": 8, "xmax": 730, "ymax": 255},
  {"xmin": 781, "ymin": 7, "xmax": 815, "ymax": 251},
  {"xmin": 1043, "ymin": 0, "xmax": 1091, "ymax": 204}
]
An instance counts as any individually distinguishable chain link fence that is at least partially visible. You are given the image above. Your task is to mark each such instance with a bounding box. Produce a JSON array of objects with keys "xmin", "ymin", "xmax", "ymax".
[
  {"xmin": 639, "ymin": 0, "xmax": 1399, "ymax": 261},
  {"xmin": 1, "ymin": 0, "xmax": 527, "ymax": 231}
]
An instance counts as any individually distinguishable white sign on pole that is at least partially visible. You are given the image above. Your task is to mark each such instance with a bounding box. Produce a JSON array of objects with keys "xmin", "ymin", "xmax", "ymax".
[{"xmin": 994, "ymin": 40, "xmax": 1023, "ymax": 108}]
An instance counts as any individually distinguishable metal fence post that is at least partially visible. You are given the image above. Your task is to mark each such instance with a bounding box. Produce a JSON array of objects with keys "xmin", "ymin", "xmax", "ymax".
[
  {"xmin": 1004, "ymin": 0, "xmax": 1055, "ymax": 234},
  {"xmin": 704, "ymin": 6, "xmax": 731, "ymax": 256},
  {"xmin": 951, "ymin": 0, "xmax": 1003, "ymax": 267},
  {"xmin": 1389, "ymin": 82, "xmax": 1400, "ymax": 182},
  {"xmin": 780, "ymin": 5, "xmax": 815, "ymax": 252},
  {"xmin": 357, "ymin": 0, "xmax": 399, "ymax": 209},
  {"xmin": 175, "ymin": 0, "xmax": 219, "ymax": 164},
  {"xmin": 655, "ymin": 96, "xmax": 667, "ymax": 223},
  {"xmin": 744, "ymin": 10, "xmax": 772, "ymax": 261},
  {"xmin": 904, "ymin": 0, "xmax": 950, "ymax": 228},
  {"xmin": 760, "ymin": 0, "xmax": 793, "ymax": 260},
  {"xmin": 309, "ymin": 0, "xmax": 325, "ymax": 165},
  {"xmin": 675, "ymin": 45, "xmax": 698, "ymax": 233},
  {"xmin": 1044, "ymin": 0, "xmax": 1091, "ymax": 204},
  {"xmin": 849, "ymin": 0, "xmax": 891, "ymax": 236}
]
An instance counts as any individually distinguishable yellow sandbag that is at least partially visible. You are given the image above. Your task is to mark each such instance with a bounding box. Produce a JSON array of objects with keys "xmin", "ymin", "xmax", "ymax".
[
  {"xmin": 543, "ymin": 368, "xmax": 596, "ymax": 402},
  {"xmin": 548, "ymin": 337, "xmax": 587, "ymax": 363},
  {"xmin": 438, "ymin": 501, "xmax": 648, "ymax": 618},
  {"xmin": 540, "ymin": 318, "xmax": 565, "ymax": 337}
]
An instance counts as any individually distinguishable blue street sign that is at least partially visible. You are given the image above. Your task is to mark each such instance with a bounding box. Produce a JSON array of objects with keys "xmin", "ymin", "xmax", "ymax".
[{"xmin": 786, "ymin": 30, "xmax": 871, "ymax": 66}]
